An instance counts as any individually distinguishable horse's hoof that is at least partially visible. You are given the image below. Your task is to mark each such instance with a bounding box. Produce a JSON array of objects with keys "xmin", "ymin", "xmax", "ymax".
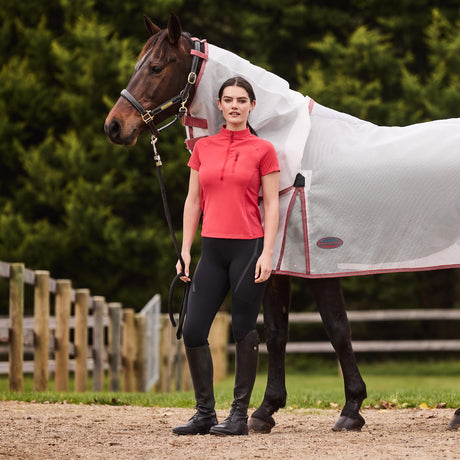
[
  {"xmin": 447, "ymin": 411, "xmax": 460, "ymax": 430},
  {"xmin": 248, "ymin": 415, "xmax": 275, "ymax": 434},
  {"xmin": 332, "ymin": 415, "xmax": 365, "ymax": 432}
]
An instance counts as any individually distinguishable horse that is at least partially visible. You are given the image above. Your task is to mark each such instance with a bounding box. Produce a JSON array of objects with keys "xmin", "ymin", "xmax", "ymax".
[{"xmin": 104, "ymin": 13, "xmax": 460, "ymax": 432}]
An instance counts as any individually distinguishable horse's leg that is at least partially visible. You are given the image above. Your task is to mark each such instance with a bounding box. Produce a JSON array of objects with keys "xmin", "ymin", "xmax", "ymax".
[
  {"xmin": 307, "ymin": 277, "xmax": 367, "ymax": 431},
  {"xmin": 448, "ymin": 408, "xmax": 460, "ymax": 430},
  {"xmin": 248, "ymin": 274, "xmax": 290, "ymax": 434}
]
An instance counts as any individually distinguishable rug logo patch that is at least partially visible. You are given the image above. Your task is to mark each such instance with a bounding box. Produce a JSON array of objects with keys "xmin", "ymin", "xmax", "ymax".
[{"xmin": 317, "ymin": 237, "xmax": 343, "ymax": 249}]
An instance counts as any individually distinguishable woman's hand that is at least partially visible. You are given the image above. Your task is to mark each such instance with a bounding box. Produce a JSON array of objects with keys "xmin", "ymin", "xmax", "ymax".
[
  {"xmin": 176, "ymin": 252, "xmax": 191, "ymax": 283},
  {"xmin": 176, "ymin": 170, "xmax": 201, "ymax": 284},
  {"xmin": 254, "ymin": 251, "xmax": 273, "ymax": 283}
]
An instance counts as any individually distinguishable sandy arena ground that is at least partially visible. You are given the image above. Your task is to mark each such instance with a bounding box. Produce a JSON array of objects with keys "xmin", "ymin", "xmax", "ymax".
[{"xmin": 0, "ymin": 402, "xmax": 459, "ymax": 459}]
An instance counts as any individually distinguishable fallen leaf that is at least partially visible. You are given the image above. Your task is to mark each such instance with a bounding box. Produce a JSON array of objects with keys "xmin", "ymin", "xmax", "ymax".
[{"xmin": 381, "ymin": 400, "xmax": 390, "ymax": 409}]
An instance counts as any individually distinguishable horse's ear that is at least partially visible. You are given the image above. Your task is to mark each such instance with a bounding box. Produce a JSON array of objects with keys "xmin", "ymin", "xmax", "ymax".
[
  {"xmin": 167, "ymin": 12, "xmax": 182, "ymax": 45},
  {"xmin": 144, "ymin": 15, "xmax": 161, "ymax": 36}
]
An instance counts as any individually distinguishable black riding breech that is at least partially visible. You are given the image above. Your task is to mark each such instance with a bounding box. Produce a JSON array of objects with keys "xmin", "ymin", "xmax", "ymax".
[{"xmin": 182, "ymin": 237, "xmax": 267, "ymax": 347}]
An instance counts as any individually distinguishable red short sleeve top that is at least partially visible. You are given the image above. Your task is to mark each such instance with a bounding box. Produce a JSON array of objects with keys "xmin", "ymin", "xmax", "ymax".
[{"xmin": 188, "ymin": 126, "xmax": 279, "ymax": 239}]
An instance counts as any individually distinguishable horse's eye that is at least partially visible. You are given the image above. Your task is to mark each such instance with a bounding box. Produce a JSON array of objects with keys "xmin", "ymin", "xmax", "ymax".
[{"xmin": 149, "ymin": 65, "xmax": 164, "ymax": 74}]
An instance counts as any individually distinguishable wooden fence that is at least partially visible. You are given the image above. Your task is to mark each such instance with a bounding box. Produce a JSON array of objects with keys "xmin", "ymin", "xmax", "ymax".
[
  {"xmin": 0, "ymin": 261, "xmax": 230, "ymax": 393},
  {"xmin": 228, "ymin": 309, "xmax": 460, "ymax": 354},
  {"xmin": 6, "ymin": 260, "xmax": 457, "ymax": 391}
]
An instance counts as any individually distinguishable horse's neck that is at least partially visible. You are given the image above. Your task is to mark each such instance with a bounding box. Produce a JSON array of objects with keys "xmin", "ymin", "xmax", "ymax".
[{"xmin": 189, "ymin": 43, "xmax": 310, "ymax": 134}]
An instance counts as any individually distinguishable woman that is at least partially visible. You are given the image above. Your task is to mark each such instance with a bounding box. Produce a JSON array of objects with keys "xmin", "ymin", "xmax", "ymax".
[{"xmin": 172, "ymin": 77, "xmax": 280, "ymax": 436}]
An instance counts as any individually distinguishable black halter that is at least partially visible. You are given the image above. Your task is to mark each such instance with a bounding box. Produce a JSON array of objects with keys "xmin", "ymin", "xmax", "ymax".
[
  {"xmin": 121, "ymin": 39, "xmax": 204, "ymax": 339},
  {"xmin": 120, "ymin": 40, "xmax": 202, "ymax": 138}
]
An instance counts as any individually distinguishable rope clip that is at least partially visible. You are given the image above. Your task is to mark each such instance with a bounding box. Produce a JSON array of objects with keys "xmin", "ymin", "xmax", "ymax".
[{"xmin": 151, "ymin": 135, "xmax": 162, "ymax": 166}]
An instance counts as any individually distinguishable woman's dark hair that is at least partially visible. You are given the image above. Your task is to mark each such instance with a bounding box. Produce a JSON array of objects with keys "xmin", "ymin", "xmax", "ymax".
[
  {"xmin": 218, "ymin": 77, "xmax": 257, "ymax": 135},
  {"xmin": 218, "ymin": 76, "xmax": 256, "ymax": 102}
]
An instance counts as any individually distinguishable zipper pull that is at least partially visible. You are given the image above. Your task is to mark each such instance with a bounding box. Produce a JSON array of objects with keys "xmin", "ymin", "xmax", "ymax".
[
  {"xmin": 221, "ymin": 132, "xmax": 234, "ymax": 180},
  {"xmin": 232, "ymin": 152, "xmax": 239, "ymax": 173}
]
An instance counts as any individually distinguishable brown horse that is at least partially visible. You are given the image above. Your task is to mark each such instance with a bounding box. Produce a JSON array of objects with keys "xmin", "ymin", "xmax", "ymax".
[{"xmin": 104, "ymin": 13, "xmax": 460, "ymax": 432}]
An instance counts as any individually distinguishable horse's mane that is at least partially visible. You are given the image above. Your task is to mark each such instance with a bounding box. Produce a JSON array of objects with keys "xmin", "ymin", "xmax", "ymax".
[{"xmin": 137, "ymin": 30, "xmax": 192, "ymax": 65}]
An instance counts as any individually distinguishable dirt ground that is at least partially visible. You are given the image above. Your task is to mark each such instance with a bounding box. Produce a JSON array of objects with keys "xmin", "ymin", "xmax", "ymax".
[{"xmin": 0, "ymin": 402, "xmax": 458, "ymax": 460}]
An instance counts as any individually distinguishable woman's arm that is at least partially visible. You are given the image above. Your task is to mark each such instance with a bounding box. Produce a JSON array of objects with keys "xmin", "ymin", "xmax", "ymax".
[
  {"xmin": 176, "ymin": 169, "xmax": 201, "ymax": 282},
  {"xmin": 255, "ymin": 171, "xmax": 279, "ymax": 283}
]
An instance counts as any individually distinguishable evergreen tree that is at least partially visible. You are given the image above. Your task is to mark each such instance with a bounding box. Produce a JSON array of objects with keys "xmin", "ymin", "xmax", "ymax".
[{"xmin": 0, "ymin": 1, "xmax": 459, "ymax": 314}]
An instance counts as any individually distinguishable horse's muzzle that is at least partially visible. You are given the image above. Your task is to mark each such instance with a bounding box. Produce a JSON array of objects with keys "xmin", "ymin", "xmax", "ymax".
[
  {"xmin": 104, "ymin": 117, "xmax": 139, "ymax": 146},
  {"xmin": 104, "ymin": 118, "xmax": 122, "ymax": 144}
]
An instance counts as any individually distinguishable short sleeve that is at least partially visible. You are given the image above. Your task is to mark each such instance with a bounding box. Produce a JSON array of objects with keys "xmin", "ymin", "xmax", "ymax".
[
  {"xmin": 188, "ymin": 142, "xmax": 201, "ymax": 171},
  {"xmin": 260, "ymin": 142, "xmax": 280, "ymax": 176}
]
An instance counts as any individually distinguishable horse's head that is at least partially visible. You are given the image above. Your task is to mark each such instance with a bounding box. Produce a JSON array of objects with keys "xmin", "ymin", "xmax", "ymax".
[{"xmin": 104, "ymin": 14, "xmax": 193, "ymax": 145}]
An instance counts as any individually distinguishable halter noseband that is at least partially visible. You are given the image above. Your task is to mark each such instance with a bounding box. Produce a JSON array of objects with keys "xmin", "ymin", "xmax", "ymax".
[{"xmin": 120, "ymin": 40, "xmax": 202, "ymax": 138}]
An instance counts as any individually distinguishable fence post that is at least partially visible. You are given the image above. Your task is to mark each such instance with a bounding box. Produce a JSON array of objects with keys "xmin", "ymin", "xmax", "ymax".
[
  {"xmin": 9, "ymin": 263, "xmax": 24, "ymax": 391},
  {"xmin": 74, "ymin": 289, "xmax": 90, "ymax": 392},
  {"xmin": 55, "ymin": 279, "xmax": 72, "ymax": 392},
  {"xmin": 33, "ymin": 270, "xmax": 50, "ymax": 391},
  {"xmin": 92, "ymin": 296, "xmax": 105, "ymax": 391},
  {"xmin": 159, "ymin": 315, "xmax": 175, "ymax": 393},
  {"xmin": 122, "ymin": 308, "xmax": 135, "ymax": 392},
  {"xmin": 134, "ymin": 313, "xmax": 147, "ymax": 392},
  {"xmin": 108, "ymin": 302, "xmax": 122, "ymax": 392},
  {"xmin": 209, "ymin": 312, "xmax": 230, "ymax": 381},
  {"xmin": 178, "ymin": 340, "xmax": 191, "ymax": 391}
]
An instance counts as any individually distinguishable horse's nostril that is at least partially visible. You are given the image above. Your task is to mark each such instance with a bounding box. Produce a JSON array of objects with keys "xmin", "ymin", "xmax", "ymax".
[{"xmin": 106, "ymin": 119, "xmax": 121, "ymax": 139}]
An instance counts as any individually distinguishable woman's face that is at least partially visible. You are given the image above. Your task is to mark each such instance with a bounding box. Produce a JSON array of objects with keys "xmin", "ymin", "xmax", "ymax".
[{"xmin": 217, "ymin": 85, "xmax": 256, "ymax": 131}]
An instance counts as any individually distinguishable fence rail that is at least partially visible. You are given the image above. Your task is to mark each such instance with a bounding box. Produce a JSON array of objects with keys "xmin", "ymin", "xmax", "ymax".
[
  {"xmin": 258, "ymin": 309, "xmax": 460, "ymax": 324},
  {"xmin": 0, "ymin": 261, "xmax": 230, "ymax": 393},
  {"xmin": 0, "ymin": 261, "xmax": 160, "ymax": 392},
  {"xmin": 232, "ymin": 309, "xmax": 460, "ymax": 354}
]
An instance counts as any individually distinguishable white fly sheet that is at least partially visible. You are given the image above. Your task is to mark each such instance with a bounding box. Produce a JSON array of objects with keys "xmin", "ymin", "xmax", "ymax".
[{"xmin": 183, "ymin": 40, "xmax": 460, "ymax": 277}]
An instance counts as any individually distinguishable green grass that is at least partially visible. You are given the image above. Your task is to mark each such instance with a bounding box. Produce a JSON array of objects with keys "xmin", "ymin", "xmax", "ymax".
[
  {"xmin": 1, "ymin": 360, "xmax": 459, "ymax": 410},
  {"xmin": 232, "ymin": 359, "xmax": 460, "ymax": 410}
]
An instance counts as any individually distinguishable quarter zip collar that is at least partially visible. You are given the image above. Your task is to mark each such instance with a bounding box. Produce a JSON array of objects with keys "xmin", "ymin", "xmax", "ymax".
[
  {"xmin": 219, "ymin": 126, "xmax": 250, "ymax": 180},
  {"xmin": 219, "ymin": 125, "xmax": 252, "ymax": 139}
]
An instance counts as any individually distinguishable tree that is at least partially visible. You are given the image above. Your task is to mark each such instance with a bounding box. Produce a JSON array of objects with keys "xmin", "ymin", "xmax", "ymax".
[
  {"xmin": 0, "ymin": 1, "xmax": 459, "ymax": 314},
  {"xmin": 0, "ymin": 1, "xmax": 191, "ymax": 309}
]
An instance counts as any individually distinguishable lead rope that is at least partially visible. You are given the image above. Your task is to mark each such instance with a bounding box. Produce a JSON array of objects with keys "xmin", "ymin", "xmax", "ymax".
[
  {"xmin": 120, "ymin": 40, "xmax": 204, "ymax": 339},
  {"xmin": 151, "ymin": 136, "xmax": 190, "ymax": 339}
]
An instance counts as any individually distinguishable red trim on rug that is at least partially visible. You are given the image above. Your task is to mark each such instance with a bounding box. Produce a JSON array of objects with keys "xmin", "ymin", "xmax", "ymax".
[
  {"xmin": 279, "ymin": 185, "xmax": 294, "ymax": 196},
  {"xmin": 299, "ymin": 189, "xmax": 310, "ymax": 275},
  {"xmin": 191, "ymin": 39, "xmax": 208, "ymax": 91},
  {"xmin": 185, "ymin": 136, "xmax": 207, "ymax": 150},
  {"xmin": 276, "ymin": 188, "xmax": 300, "ymax": 271},
  {"xmin": 184, "ymin": 39, "xmax": 210, "ymax": 151},
  {"xmin": 272, "ymin": 262, "xmax": 460, "ymax": 279},
  {"xmin": 190, "ymin": 50, "xmax": 208, "ymax": 60},
  {"xmin": 182, "ymin": 115, "xmax": 208, "ymax": 129}
]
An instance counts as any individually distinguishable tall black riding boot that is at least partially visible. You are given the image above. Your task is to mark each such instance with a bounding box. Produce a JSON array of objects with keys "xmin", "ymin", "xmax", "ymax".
[
  {"xmin": 172, "ymin": 344, "xmax": 218, "ymax": 435},
  {"xmin": 210, "ymin": 330, "xmax": 259, "ymax": 436}
]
